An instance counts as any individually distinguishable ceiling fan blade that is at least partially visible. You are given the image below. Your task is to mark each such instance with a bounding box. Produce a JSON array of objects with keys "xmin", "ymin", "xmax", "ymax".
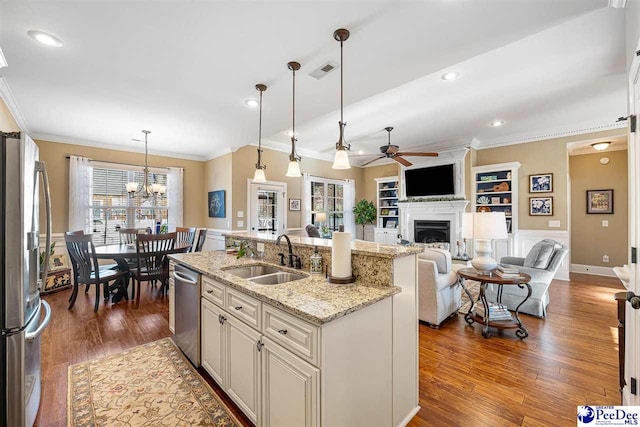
[
  {"xmin": 392, "ymin": 156, "xmax": 412, "ymax": 167},
  {"xmin": 360, "ymin": 156, "xmax": 386, "ymax": 167},
  {"xmin": 395, "ymin": 152, "xmax": 439, "ymax": 157}
]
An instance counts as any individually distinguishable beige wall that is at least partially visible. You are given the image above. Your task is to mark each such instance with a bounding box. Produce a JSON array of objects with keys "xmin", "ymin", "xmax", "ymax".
[
  {"xmin": 475, "ymin": 129, "xmax": 623, "ymax": 231},
  {"xmin": 362, "ymin": 163, "xmax": 400, "ymax": 203},
  {"xmin": 35, "ymin": 139, "xmax": 205, "ymax": 233},
  {"xmin": 204, "ymin": 153, "xmax": 232, "ymax": 230},
  {"xmin": 0, "ymin": 98, "xmax": 20, "ymax": 132},
  {"xmin": 230, "ymin": 146, "xmax": 364, "ymax": 230},
  {"xmin": 570, "ymin": 150, "xmax": 628, "ymax": 266}
]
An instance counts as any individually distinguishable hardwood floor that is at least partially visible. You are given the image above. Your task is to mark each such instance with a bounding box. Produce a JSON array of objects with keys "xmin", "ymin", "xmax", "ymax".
[{"xmin": 37, "ymin": 273, "xmax": 623, "ymax": 427}]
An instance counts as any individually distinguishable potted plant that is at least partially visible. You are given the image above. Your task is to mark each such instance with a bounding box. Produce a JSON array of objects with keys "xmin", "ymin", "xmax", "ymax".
[{"xmin": 353, "ymin": 199, "xmax": 377, "ymax": 240}]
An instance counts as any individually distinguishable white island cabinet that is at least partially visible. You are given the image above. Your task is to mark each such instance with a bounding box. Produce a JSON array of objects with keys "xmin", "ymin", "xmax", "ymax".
[{"xmin": 171, "ymin": 234, "xmax": 421, "ymax": 427}]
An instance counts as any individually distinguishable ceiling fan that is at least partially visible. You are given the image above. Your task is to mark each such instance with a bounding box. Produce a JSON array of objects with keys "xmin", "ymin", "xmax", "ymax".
[{"xmin": 358, "ymin": 127, "xmax": 438, "ymax": 167}]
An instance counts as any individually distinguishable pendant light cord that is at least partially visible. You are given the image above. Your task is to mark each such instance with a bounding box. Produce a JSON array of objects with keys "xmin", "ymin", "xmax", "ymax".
[
  {"xmin": 340, "ymin": 39, "xmax": 344, "ymax": 125},
  {"xmin": 292, "ymin": 66, "xmax": 296, "ymax": 139}
]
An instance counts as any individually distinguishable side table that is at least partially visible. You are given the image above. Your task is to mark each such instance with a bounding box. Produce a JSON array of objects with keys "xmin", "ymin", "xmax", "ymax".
[{"xmin": 456, "ymin": 267, "xmax": 532, "ymax": 339}]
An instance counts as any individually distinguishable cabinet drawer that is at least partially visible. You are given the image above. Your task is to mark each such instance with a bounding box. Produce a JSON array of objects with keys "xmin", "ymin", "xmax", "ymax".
[
  {"xmin": 226, "ymin": 288, "xmax": 261, "ymax": 329},
  {"xmin": 262, "ymin": 305, "xmax": 319, "ymax": 366},
  {"xmin": 202, "ymin": 275, "xmax": 225, "ymax": 307}
]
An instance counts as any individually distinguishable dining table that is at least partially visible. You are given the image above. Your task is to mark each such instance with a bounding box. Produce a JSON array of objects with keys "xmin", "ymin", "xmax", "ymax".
[{"xmin": 94, "ymin": 242, "xmax": 192, "ymax": 303}]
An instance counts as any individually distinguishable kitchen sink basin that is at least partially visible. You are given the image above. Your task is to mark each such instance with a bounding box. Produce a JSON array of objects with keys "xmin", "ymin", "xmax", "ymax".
[
  {"xmin": 249, "ymin": 272, "xmax": 307, "ymax": 285},
  {"xmin": 224, "ymin": 265, "xmax": 281, "ymax": 278}
]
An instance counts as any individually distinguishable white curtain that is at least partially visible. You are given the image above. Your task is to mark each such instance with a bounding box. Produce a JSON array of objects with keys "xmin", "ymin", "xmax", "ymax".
[
  {"xmin": 343, "ymin": 179, "xmax": 356, "ymax": 236},
  {"xmin": 68, "ymin": 156, "xmax": 92, "ymax": 233},
  {"xmin": 301, "ymin": 173, "xmax": 312, "ymax": 227},
  {"xmin": 167, "ymin": 167, "xmax": 184, "ymax": 230}
]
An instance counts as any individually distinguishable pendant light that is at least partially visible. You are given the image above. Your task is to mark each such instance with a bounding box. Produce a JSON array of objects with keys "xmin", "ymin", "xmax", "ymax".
[
  {"xmin": 332, "ymin": 28, "xmax": 351, "ymax": 170},
  {"xmin": 126, "ymin": 130, "xmax": 166, "ymax": 200},
  {"xmin": 253, "ymin": 83, "xmax": 268, "ymax": 183},
  {"xmin": 286, "ymin": 61, "xmax": 302, "ymax": 177}
]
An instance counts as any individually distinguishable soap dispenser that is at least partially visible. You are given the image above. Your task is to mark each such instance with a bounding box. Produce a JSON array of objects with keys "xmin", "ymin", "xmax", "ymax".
[{"xmin": 310, "ymin": 246, "xmax": 323, "ymax": 275}]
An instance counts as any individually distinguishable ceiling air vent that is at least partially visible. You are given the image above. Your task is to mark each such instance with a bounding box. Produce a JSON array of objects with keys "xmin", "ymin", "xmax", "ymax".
[{"xmin": 309, "ymin": 61, "xmax": 339, "ymax": 80}]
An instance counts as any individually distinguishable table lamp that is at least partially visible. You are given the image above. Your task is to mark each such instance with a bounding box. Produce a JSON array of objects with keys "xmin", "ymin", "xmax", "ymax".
[
  {"xmin": 461, "ymin": 212, "xmax": 508, "ymax": 274},
  {"xmin": 315, "ymin": 212, "xmax": 327, "ymax": 234}
]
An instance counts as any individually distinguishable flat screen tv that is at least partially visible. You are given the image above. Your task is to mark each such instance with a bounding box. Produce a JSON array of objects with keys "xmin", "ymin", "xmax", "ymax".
[{"xmin": 405, "ymin": 164, "xmax": 455, "ymax": 197}]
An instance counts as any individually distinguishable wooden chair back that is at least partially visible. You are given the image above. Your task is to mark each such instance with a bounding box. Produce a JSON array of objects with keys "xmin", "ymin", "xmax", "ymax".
[
  {"xmin": 64, "ymin": 233, "xmax": 100, "ymax": 284},
  {"xmin": 193, "ymin": 229, "xmax": 207, "ymax": 252},
  {"xmin": 119, "ymin": 228, "xmax": 142, "ymax": 244},
  {"xmin": 135, "ymin": 232, "xmax": 176, "ymax": 280},
  {"xmin": 176, "ymin": 227, "xmax": 197, "ymax": 249}
]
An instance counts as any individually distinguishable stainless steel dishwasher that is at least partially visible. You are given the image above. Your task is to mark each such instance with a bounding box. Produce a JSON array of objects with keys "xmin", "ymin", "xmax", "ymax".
[{"xmin": 171, "ymin": 264, "xmax": 201, "ymax": 366}]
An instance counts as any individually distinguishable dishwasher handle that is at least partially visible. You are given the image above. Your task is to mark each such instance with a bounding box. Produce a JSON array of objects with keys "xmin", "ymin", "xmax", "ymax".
[{"xmin": 173, "ymin": 271, "xmax": 198, "ymax": 285}]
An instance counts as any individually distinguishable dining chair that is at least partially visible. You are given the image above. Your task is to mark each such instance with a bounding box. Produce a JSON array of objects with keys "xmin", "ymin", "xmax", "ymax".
[
  {"xmin": 65, "ymin": 230, "xmax": 117, "ymax": 296},
  {"xmin": 131, "ymin": 232, "xmax": 176, "ymax": 308},
  {"xmin": 64, "ymin": 233, "xmax": 129, "ymax": 312},
  {"xmin": 119, "ymin": 228, "xmax": 141, "ymax": 244},
  {"xmin": 176, "ymin": 227, "xmax": 197, "ymax": 251},
  {"xmin": 193, "ymin": 229, "xmax": 207, "ymax": 252}
]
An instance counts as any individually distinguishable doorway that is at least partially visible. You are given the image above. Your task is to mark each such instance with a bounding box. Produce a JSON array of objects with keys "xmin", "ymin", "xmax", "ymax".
[{"xmin": 248, "ymin": 181, "xmax": 286, "ymax": 234}]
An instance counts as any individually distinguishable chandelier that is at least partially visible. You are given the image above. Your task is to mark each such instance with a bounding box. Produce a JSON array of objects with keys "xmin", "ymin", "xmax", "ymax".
[{"xmin": 126, "ymin": 130, "xmax": 166, "ymax": 199}]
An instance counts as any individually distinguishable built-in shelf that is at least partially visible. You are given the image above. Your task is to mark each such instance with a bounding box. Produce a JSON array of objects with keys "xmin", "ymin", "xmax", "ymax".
[{"xmin": 375, "ymin": 177, "xmax": 400, "ymax": 244}]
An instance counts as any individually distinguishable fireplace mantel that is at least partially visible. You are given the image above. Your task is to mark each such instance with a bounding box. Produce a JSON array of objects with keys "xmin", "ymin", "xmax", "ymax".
[{"xmin": 397, "ymin": 200, "xmax": 469, "ymax": 252}]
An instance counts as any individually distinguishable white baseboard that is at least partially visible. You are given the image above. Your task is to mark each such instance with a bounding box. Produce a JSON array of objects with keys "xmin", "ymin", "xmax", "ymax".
[{"xmin": 570, "ymin": 263, "xmax": 616, "ymax": 277}]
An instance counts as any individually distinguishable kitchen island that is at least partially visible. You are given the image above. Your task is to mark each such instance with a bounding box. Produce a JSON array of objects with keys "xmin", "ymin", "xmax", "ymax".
[{"xmin": 169, "ymin": 234, "xmax": 421, "ymax": 427}]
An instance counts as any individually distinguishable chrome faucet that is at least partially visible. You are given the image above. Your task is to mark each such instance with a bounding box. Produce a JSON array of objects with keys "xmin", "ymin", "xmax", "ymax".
[{"xmin": 276, "ymin": 234, "xmax": 300, "ymax": 269}]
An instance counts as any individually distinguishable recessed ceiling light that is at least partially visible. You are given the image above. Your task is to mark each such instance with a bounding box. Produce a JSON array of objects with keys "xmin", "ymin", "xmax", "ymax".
[
  {"xmin": 285, "ymin": 130, "xmax": 298, "ymax": 137},
  {"xmin": 489, "ymin": 120, "xmax": 505, "ymax": 127},
  {"xmin": 244, "ymin": 99, "xmax": 259, "ymax": 108},
  {"xmin": 357, "ymin": 150, "xmax": 365, "ymax": 155},
  {"xmin": 441, "ymin": 71, "xmax": 460, "ymax": 81},
  {"xmin": 27, "ymin": 30, "xmax": 63, "ymax": 47},
  {"xmin": 591, "ymin": 141, "xmax": 611, "ymax": 151}
]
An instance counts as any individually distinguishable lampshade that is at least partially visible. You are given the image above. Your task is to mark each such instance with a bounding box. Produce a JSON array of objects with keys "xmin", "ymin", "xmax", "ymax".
[
  {"xmin": 286, "ymin": 160, "xmax": 301, "ymax": 177},
  {"xmin": 253, "ymin": 168, "xmax": 266, "ymax": 183},
  {"xmin": 315, "ymin": 212, "xmax": 327, "ymax": 222},
  {"xmin": 332, "ymin": 149, "xmax": 350, "ymax": 170},
  {"xmin": 126, "ymin": 182, "xmax": 139, "ymax": 193},
  {"xmin": 462, "ymin": 212, "xmax": 508, "ymax": 240}
]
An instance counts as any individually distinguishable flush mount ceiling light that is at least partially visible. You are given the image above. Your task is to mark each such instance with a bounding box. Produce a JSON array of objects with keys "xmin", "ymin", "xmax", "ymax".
[
  {"xmin": 441, "ymin": 71, "xmax": 460, "ymax": 81},
  {"xmin": 253, "ymin": 84, "xmax": 268, "ymax": 183},
  {"xmin": 489, "ymin": 120, "xmax": 505, "ymax": 127},
  {"xmin": 27, "ymin": 30, "xmax": 63, "ymax": 47},
  {"xmin": 244, "ymin": 99, "xmax": 259, "ymax": 108},
  {"xmin": 332, "ymin": 28, "xmax": 351, "ymax": 170},
  {"xmin": 591, "ymin": 141, "xmax": 611, "ymax": 151},
  {"xmin": 286, "ymin": 61, "xmax": 302, "ymax": 178}
]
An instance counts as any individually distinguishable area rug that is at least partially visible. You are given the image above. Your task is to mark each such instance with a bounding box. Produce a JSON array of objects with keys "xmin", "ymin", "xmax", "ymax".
[
  {"xmin": 458, "ymin": 280, "xmax": 480, "ymax": 315},
  {"xmin": 68, "ymin": 338, "xmax": 240, "ymax": 427}
]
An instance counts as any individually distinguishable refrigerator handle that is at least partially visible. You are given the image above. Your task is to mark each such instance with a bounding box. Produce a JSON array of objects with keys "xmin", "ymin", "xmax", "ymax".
[
  {"xmin": 25, "ymin": 300, "xmax": 52, "ymax": 341},
  {"xmin": 37, "ymin": 161, "xmax": 52, "ymax": 288}
]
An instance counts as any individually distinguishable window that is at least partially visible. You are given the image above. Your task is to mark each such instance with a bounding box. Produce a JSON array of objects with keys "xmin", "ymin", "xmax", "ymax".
[
  {"xmin": 310, "ymin": 179, "xmax": 344, "ymax": 232},
  {"xmin": 90, "ymin": 166, "xmax": 168, "ymax": 245}
]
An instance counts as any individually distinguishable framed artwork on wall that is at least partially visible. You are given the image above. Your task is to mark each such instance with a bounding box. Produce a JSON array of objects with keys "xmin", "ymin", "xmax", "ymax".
[
  {"xmin": 529, "ymin": 197, "xmax": 553, "ymax": 216},
  {"xmin": 208, "ymin": 190, "xmax": 226, "ymax": 218},
  {"xmin": 587, "ymin": 189, "xmax": 613, "ymax": 214},
  {"xmin": 529, "ymin": 173, "xmax": 553, "ymax": 193},
  {"xmin": 289, "ymin": 198, "xmax": 301, "ymax": 211}
]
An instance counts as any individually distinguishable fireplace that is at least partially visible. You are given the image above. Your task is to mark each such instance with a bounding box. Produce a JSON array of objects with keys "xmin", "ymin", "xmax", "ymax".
[{"xmin": 414, "ymin": 220, "xmax": 451, "ymax": 244}]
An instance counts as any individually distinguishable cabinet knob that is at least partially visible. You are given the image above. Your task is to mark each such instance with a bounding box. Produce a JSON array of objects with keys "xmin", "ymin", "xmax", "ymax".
[
  {"xmin": 206, "ymin": 290, "xmax": 213, "ymax": 294},
  {"xmin": 234, "ymin": 306, "xmax": 243, "ymax": 311},
  {"xmin": 219, "ymin": 315, "xmax": 226, "ymax": 325},
  {"xmin": 278, "ymin": 329, "xmax": 288, "ymax": 335}
]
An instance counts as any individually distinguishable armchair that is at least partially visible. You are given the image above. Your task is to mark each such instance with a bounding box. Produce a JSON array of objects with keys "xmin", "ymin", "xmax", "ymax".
[
  {"xmin": 485, "ymin": 239, "xmax": 568, "ymax": 317},
  {"xmin": 418, "ymin": 248, "xmax": 461, "ymax": 327}
]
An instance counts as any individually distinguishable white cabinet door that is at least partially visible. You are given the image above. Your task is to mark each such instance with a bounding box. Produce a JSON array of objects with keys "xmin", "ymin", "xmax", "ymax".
[
  {"xmin": 201, "ymin": 298, "xmax": 226, "ymax": 387},
  {"xmin": 261, "ymin": 338, "xmax": 319, "ymax": 427},
  {"xmin": 226, "ymin": 314, "xmax": 261, "ymax": 425},
  {"xmin": 169, "ymin": 279, "xmax": 175, "ymax": 333}
]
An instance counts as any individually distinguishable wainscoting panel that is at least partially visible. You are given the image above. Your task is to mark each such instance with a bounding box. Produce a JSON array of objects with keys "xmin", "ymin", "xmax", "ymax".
[
  {"xmin": 515, "ymin": 229, "xmax": 570, "ymax": 281},
  {"xmin": 204, "ymin": 229, "xmax": 227, "ymax": 251}
]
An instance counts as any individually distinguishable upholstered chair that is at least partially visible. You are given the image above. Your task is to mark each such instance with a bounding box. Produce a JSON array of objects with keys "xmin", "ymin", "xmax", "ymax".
[
  {"xmin": 485, "ymin": 239, "xmax": 568, "ymax": 317},
  {"xmin": 418, "ymin": 248, "xmax": 461, "ymax": 327}
]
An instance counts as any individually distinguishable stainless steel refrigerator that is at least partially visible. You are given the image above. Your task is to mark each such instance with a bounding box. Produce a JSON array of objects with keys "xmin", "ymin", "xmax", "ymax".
[{"xmin": 1, "ymin": 131, "xmax": 52, "ymax": 426}]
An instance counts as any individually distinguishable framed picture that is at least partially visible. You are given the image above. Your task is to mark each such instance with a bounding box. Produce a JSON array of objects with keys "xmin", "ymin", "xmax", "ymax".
[
  {"xmin": 49, "ymin": 253, "xmax": 69, "ymax": 271},
  {"xmin": 208, "ymin": 190, "xmax": 226, "ymax": 218},
  {"xmin": 385, "ymin": 220, "xmax": 397, "ymax": 229},
  {"xmin": 587, "ymin": 189, "xmax": 614, "ymax": 214},
  {"xmin": 529, "ymin": 173, "xmax": 553, "ymax": 193},
  {"xmin": 289, "ymin": 198, "xmax": 301, "ymax": 211},
  {"xmin": 529, "ymin": 197, "xmax": 553, "ymax": 216}
]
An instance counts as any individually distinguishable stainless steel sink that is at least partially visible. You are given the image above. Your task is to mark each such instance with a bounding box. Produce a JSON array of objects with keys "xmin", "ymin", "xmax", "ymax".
[
  {"xmin": 224, "ymin": 265, "xmax": 281, "ymax": 278},
  {"xmin": 249, "ymin": 272, "xmax": 307, "ymax": 285}
]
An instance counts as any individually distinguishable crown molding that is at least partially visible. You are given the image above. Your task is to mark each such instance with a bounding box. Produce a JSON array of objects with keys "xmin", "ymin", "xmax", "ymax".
[
  {"xmin": 0, "ymin": 77, "xmax": 30, "ymax": 133},
  {"xmin": 0, "ymin": 48, "xmax": 7, "ymax": 69},
  {"xmin": 32, "ymin": 132, "xmax": 207, "ymax": 162},
  {"xmin": 608, "ymin": 0, "xmax": 627, "ymax": 8},
  {"xmin": 475, "ymin": 120, "xmax": 627, "ymax": 150}
]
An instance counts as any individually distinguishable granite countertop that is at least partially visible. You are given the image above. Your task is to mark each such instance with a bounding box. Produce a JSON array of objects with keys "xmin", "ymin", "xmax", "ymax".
[
  {"xmin": 222, "ymin": 232, "xmax": 423, "ymax": 259},
  {"xmin": 169, "ymin": 251, "xmax": 402, "ymax": 325}
]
